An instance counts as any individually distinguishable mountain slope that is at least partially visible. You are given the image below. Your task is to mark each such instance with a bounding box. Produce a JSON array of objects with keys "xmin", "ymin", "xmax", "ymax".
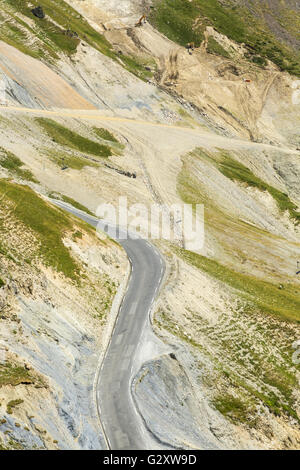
[
  {"xmin": 149, "ymin": 0, "xmax": 300, "ymax": 76},
  {"xmin": 0, "ymin": 0, "xmax": 299, "ymax": 451},
  {"xmin": 0, "ymin": 181, "xmax": 127, "ymax": 449}
]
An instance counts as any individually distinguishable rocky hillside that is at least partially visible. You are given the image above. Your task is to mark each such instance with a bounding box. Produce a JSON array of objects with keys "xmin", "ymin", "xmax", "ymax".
[
  {"xmin": 149, "ymin": 0, "xmax": 300, "ymax": 75},
  {"xmin": 0, "ymin": 0, "xmax": 299, "ymax": 450},
  {"xmin": 231, "ymin": 0, "xmax": 300, "ymax": 52},
  {"xmin": 0, "ymin": 179, "xmax": 127, "ymax": 449}
]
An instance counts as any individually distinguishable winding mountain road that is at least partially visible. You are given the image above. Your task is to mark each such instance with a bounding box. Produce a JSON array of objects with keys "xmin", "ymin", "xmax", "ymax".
[
  {"xmin": 4, "ymin": 105, "xmax": 297, "ymax": 450},
  {"xmin": 51, "ymin": 200, "xmax": 166, "ymax": 450}
]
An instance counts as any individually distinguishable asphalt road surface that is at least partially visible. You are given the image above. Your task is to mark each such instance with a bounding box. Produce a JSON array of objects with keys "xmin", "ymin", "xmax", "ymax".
[{"xmin": 51, "ymin": 200, "xmax": 166, "ymax": 450}]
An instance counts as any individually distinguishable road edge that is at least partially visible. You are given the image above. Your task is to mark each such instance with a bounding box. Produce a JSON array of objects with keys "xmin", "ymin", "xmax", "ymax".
[
  {"xmin": 48, "ymin": 197, "xmax": 168, "ymax": 449},
  {"xmin": 47, "ymin": 197, "xmax": 132, "ymax": 450},
  {"xmin": 93, "ymin": 257, "xmax": 132, "ymax": 450}
]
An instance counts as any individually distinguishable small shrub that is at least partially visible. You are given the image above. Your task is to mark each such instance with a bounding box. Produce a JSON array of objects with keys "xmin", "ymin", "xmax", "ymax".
[
  {"xmin": 0, "ymin": 363, "xmax": 33, "ymax": 387},
  {"xmin": 0, "ymin": 147, "xmax": 38, "ymax": 182},
  {"xmin": 6, "ymin": 399, "xmax": 24, "ymax": 415}
]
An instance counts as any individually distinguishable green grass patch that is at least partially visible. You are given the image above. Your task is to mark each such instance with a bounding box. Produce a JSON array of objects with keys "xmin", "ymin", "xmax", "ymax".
[
  {"xmin": 0, "ymin": 9, "xmax": 46, "ymax": 60},
  {"xmin": 0, "ymin": 180, "xmax": 80, "ymax": 280},
  {"xmin": 1, "ymin": 0, "xmax": 114, "ymax": 60},
  {"xmin": 0, "ymin": 439, "xmax": 9, "ymax": 450},
  {"xmin": 262, "ymin": 366, "xmax": 297, "ymax": 406},
  {"xmin": 48, "ymin": 192, "xmax": 95, "ymax": 217},
  {"xmin": 0, "ymin": 147, "xmax": 38, "ymax": 183},
  {"xmin": 93, "ymin": 127, "xmax": 125, "ymax": 155},
  {"xmin": 93, "ymin": 127, "xmax": 119, "ymax": 143},
  {"xmin": 36, "ymin": 119, "xmax": 113, "ymax": 157},
  {"xmin": 234, "ymin": 371, "xmax": 299, "ymax": 422},
  {"xmin": 149, "ymin": 0, "xmax": 300, "ymax": 76},
  {"xmin": 0, "ymin": 278, "xmax": 5, "ymax": 288},
  {"xmin": 118, "ymin": 54, "xmax": 154, "ymax": 81},
  {"xmin": 250, "ymin": 55, "xmax": 267, "ymax": 66},
  {"xmin": 0, "ymin": 363, "xmax": 33, "ymax": 387},
  {"xmin": 0, "ymin": 241, "xmax": 16, "ymax": 264},
  {"xmin": 217, "ymin": 151, "xmax": 300, "ymax": 223},
  {"xmin": 213, "ymin": 394, "xmax": 253, "ymax": 424},
  {"xmin": 217, "ymin": 365, "xmax": 299, "ymax": 423},
  {"xmin": 48, "ymin": 151, "xmax": 99, "ymax": 170},
  {"xmin": 157, "ymin": 302, "xmax": 299, "ymax": 422},
  {"xmin": 180, "ymin": 148, "xmax": 300, "ymax": 224},
  {"xmin": 0, "ymin": 0, "xmax": 154, "ymax": 82},
  {"xmin": 149, "ymin": 0, "xmax": 205, "ymax": 47},
  {"xmin": 176, "ymin": 148, "xmax": 300, "ymax": 320},
  {"xmin": 175, "ymin": 247, "xmax": 300, "ymax": 323},
  {"xmin": 6, "ymin": 399, "xmax": 24, "ymax": 415},
  {"xmin": 177, "ymin": 157, "xmax": 206, "ymax": 205},
  {"xmin": 206, "ymin": 36, "xmax": 230, "ymax": 58},
  {"xmin": 72, "ymin": 230, "xmax": 82, "ymax": 241}
]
